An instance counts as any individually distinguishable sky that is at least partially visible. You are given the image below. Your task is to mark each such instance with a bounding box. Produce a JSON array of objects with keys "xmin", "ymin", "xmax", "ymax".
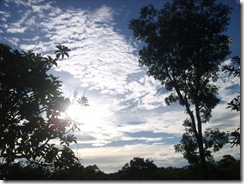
[{"xmin": 0, "ymin": 0, "xmax": 241, "ymax": 173}]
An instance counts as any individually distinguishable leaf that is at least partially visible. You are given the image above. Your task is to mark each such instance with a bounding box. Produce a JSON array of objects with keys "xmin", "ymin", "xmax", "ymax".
[
  {"xmin": 55, "ymin": 45, "xmax": 71, "ymax": 60},
  {"xmin": 56, "ymin": 53, "xmax": 61, "ymax": 59},
  {"xmin": 77, "ymin": 96, "xmax": 89, "ymax": 107}
]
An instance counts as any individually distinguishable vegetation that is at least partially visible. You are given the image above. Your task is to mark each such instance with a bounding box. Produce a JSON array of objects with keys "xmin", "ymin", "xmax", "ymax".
[
  {"xmin": 0, "ymin": 156, "xmax": 240, "ymax": 180},
  {"xmin": 0, "ymin": 44, "xmax": 82, "ymax": 177},
  {"xmin": 129, "ymin": 0, "xmax": 233, "ymax": 179}
]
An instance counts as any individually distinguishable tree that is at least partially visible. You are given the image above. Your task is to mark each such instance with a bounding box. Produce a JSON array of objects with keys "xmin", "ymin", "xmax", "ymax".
[
  {"xmin": 218, "ymin": 154, "xmax": 236, "ymax": 166},
  {"xmin": 129, "ymin": 0, "xmax": 232, "ymax": 179},
  {"xmin": 121, "ymin": 157, "xmax": 157, "ymax": 172},
  {"xmin": 0, "ymin": 43, "xmax": 81, "ymax": 176},
  {"xmin": 119, "ymin": 157, "xmax": 158, "ymax": 179},
  {"xmin": 222, "ymin": 56, "xmax": 240, "ymax": 147},
  {"xmin": 85, "ymin": 164, "xmax": 102, "ymax": 174}
]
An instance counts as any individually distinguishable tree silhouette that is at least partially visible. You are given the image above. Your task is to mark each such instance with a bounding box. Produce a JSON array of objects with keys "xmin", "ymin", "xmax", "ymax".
[
  {"xmin": 55, "ymin": 45, "xmax": 71, "ymax": 59},
  {"xmin": 129, "ymin": 0, "xmax": 232, "ymax": 179},
  {"xmin": 0, "ymin": 155, "xmax": 240, "ymax": 179},
  {"xmin": 121, "ymin": 157, "xmax": 157, "ymax": 172},
  {"xmin": 218, "ymin": 155, "xmax": 236, "ymax": 166},
  {"xmin": 117, "ymin": 157, "xmax": 158, "ymax": 179},
  {"xmin": 0, "ymin": 43, "xmax": 80, "ymax": 177}
]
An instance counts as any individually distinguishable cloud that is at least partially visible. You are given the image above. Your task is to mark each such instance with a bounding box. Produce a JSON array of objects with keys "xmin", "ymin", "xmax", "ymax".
[
  {"xmin": 3, "ymin": 37, "xmax": 19, "ymax": 46},
  {"xmin": 206, "ymin": 103, "xmax": 240, "ymax": 132},
  {"xmin": 4, "ymin": 8, "xmax": 32, "ymax": 33},
  {"xmin": 116, "ymin": 109, "xmax": 186, "ymax": 135},
  {"xmin": 216, "ymin": 59, "xmax": 240, "ymax": 103},
  {"xmin": 7, "ymin": 26, "xmax": 27, "ymax": 34},
  {"xmin": 0, "ymin": 10, "xmax": 10, "ymax": 22}
]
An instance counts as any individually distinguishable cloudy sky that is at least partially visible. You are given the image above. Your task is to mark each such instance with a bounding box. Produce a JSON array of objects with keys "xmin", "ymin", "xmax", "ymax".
[{"xmin": 0, "ymin": 0, "xmax": 241, "ymax": 173}]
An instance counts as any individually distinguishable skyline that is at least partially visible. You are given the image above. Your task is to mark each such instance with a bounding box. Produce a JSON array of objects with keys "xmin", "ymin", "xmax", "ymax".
[{"xmin": 0, "ymin": 0, "xmax": 241, "ymax": 173}]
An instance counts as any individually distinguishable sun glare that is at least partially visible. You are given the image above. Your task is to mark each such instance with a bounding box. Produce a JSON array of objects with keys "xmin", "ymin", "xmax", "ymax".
[{"xmin": 67, "ymin": 102, "xmax": 112, "ymax": 130}]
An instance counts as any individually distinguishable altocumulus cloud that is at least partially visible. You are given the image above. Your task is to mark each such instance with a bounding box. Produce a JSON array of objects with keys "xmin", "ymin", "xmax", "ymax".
[{"xmin": 0, "ymin": 0, "xmax": 240, "ymax": 172}]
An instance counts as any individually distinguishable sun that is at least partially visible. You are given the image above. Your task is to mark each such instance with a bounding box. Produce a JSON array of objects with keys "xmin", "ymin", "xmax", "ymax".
[
  {"xmin": 67, "ymin": 104, "xmax": 84, "ymax": 120},
  {"xmin": 67, "ymin": 102, "xmax": 112, "ymax": 129}
]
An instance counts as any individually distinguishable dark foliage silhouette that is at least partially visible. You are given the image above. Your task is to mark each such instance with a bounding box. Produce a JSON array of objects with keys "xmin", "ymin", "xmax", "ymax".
[
  {"xmin": 0, "ymin": 156, "xmax": 240, "ymax": 180},
  {"xmin": 0, "ymin": 44, "xmax": 80, "ymax": 179},
  {"xmin": 115, "ymin": 157, "xmax": 158, "ymax": 179}
]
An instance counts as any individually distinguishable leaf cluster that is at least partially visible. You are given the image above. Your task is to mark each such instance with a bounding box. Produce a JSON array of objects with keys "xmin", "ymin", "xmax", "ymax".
[
  {"xmin": 222, "ymin": 56, "xmax": 240, "ymax": 78},
  {"xmin": 229, "ymin": 127, "xmax": 240, "ymax": 148}
]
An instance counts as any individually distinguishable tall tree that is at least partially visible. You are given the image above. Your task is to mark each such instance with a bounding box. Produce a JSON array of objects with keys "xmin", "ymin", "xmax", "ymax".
[
  {"xmin": 129, "ymin": 0, "xmax": 232, "ymax": 179},
  {"xmin": 0, "ymin": 44, "xmax": 80, "ymax": 175}
]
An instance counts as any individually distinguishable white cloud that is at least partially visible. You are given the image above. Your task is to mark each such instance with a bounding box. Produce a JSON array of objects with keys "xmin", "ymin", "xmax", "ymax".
[
  {"xmin": 4, "ymin": 37, "xmax": 19, "ymax": 46},
  {"xmin": 1, "ymin": 0, "xmax": 58, "ymax": 35},
  {"xmin": 7, "ymin": 26, "xmax": 26, "ymax": 34},
  {"xmin": 31, "ymin": 1, "xmax": 53, "ymax": 13},
  {"xmin": 90, "ymin": 5, "xmax": 115, "ymax": 23}
]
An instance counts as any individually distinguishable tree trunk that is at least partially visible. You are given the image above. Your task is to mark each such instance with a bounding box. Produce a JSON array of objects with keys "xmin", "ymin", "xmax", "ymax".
[
  {"xmin": 171, "ymin": 74, "xmax": 209, "ymax": 179},
  {"xmin": 196, "ymin": 133, "xmax": 208, "ymax": 179}
]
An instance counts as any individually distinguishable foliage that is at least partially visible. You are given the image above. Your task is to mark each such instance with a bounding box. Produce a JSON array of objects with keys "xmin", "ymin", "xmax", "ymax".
[
  {"xmin": 1, "ymin": 156, "xmax": 240, "ymax": 180},
  {"xmin": 175, "ymin": 127, "xmax": 228, "ymax": 165},
  {"xmin": 0, "ymin": 43, "xmax": 80, "ymax": 176},
  {"xmin": 0, "ymin": 162, "xmax": 52, "ymax": 180},
  {"xmin": 129, "ymin": 0, "xmax": 232, "ymax": 179},
  {"xmin": 69, "ymin": 88, "xmax": 89, "ymax": 108},
  {"xmin": 55, "ymin": 45, "xmax": 71, "ymax": 59},
  {"xmin": 222, "ymin": 56, "xmax": 240, "ymax": 111},
  {"xmin": 116, "ymin": 157, "xmax": 158, "ymax": 179},
  {"xmin": 121, "ymin": 157, "xmax": 157, "ymax": 172},
  {"xmin": 222, "ymin": 56, "xmax": 240, "ymax": 148},
  {"xmin": 229, "ymin": 127, "xmax": 240, "ymax": 148},
  {"xmin": 222, "ymin": 56, "xmax": 240, "ymax": 78}
]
